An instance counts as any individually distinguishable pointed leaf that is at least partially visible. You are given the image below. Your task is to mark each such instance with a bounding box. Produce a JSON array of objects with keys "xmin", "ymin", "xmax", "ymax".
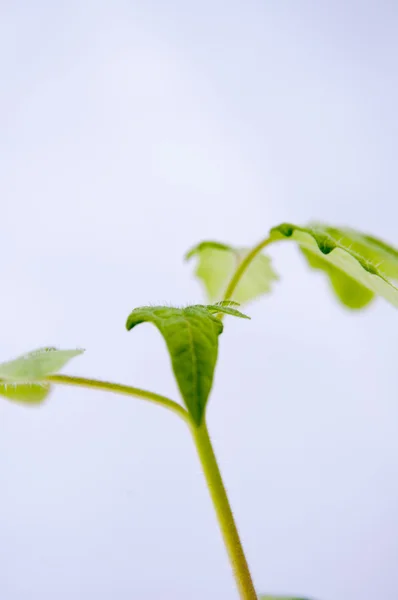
[
  {"xmin": 125, "ymin": 304, "xmax": 248, "ymax": 424},
  {"xmin": 215, "ymin": 300, "xmax": 241, "ymax": 307},
  {"xmin": 0, "ymin": 347, "xmax": 84, "ymax": 382},
  {"xmin": 270, "ymin": 223, "xmax": 398, "ymax": 308},
  {"xmin": 205, "ymin": 303, "xmax": 251, "ymax": 319},
  {"xmin": 0, "ymin": 382, "xmax": 51, "ymax": 405},
  {"xmin": 185, "ymin": 241, "xmax": 279, "ymax": 304}
]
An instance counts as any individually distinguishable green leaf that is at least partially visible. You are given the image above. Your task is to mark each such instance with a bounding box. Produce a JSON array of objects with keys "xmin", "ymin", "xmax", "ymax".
[
  {"xmin": 270, "ymin": 223, "xmax": 398, "ymax": 308},
  {"xmin": 205, "ymin": 302, "xmax": 251, "ymax": 319},
  {"xmin": 0, "ymin": 347, "xmax": 84, "ymax": 406},
  {"xmin": 0, "ymin": 347, "xmax": 84, "ymax": 382},
  {"xmin": 0, "ymin": 382, "xmax": 51, "ymax": 405},
  {"xmin": 213, "ymin": 300, "xmax": 241, "ymax": 307},
  {"xmin": 300, "ymin": 247, "xmax": 374, "ymax": 309},
  {"xmin": 187, "ymin": 225, "xmax": 398, "ymax": 310},
  {"xmin": 185, "ymin": 241, "xmax": 279, "ymax": 304},
  {"xmin": 125, "ymin": 304, "xmax": 249, "ymax": 424}
]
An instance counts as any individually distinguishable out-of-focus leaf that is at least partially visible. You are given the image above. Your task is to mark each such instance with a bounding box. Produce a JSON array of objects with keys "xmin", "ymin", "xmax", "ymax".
[
  {"xmin": 0, "ymin": 382, "xmax": 51, "ymax": 405},
  {"xmin": 300, "ymin": 247, "xmax": 374, "ymax": 309},
  {"xmin": 187, "ymin": 224, "xmax": 398, "ymax": 310},
  {"xmin": 0, "ymin": 347, "xmax": 84, "ymax": 382},
  {"xmin": 185, "ymin": 241, "xmax": 278, "ymax": 304},
  {"xmin": 270, "ymin": 223, "xmax": 398, "ymax": 308}
]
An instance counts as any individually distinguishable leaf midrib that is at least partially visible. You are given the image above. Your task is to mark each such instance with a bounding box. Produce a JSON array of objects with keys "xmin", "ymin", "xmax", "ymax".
[{"xmin": 181, "ymin": 314, "xmax": 199, "ymax": 418}]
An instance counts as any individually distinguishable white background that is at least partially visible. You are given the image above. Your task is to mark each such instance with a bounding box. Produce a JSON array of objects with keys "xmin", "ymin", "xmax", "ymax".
[{"xmin": 1, "ymin": 2, "xmax": 398, "ymax": 599}]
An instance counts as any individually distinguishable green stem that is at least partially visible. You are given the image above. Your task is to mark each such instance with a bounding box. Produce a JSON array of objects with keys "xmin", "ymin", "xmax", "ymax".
[
  {"xmin": 47, "ymin": 377, "xmax": 255, "ymax": 596},
  {"xmin": 190, "ymin": 420, "xmax": 257, "ymax": 599},
  {"xmin": 223, "ymin": 236, "xmax": 273, "ymax": 303},
  {"xmin": 47, "ymin": 374, "xmax": 189, "ymax": 423}
]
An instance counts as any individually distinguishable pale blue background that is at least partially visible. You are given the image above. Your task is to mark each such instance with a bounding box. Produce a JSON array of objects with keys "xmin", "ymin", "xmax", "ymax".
[{"xmin": 1, "ymin": 2, "xmax": 398, "ymax": 599}]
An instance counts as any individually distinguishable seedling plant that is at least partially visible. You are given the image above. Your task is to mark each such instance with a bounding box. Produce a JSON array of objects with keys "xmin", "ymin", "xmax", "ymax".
[{"xmin": 2, "ymin": 222, "xmax": 398, "ymax": 600}]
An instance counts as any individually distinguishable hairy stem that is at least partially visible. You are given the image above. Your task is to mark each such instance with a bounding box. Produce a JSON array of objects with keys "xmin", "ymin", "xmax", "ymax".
[
  {"xmin": 47, "ymin": 374, "xmax": 189, "ymax": 423},
  {"xmin": 223, "ymin": 236, "xmax": 273, "ymax": 303},
  {"xmin": 47, "ymin": 377, "xmax": 255, "ymax": 595},
  {"xmin": 191, "ymin": 420, "xmax": 257, "ymax": 599}
]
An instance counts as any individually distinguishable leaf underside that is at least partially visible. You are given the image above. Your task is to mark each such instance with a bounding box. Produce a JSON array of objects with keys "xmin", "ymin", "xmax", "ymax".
[
  {"xmin": 271, "ymin": 223, "xmax": 398, "ymax": 308},
  {"xmin": 186, "ymin": 223, "xmax": 398, "ymax": 310},
  {"xmin": 125, "ymin": 304, "xmax": 249, "ymax": 424},
  {"xmin": 0, "ymin": 347, "xmax": 84, "ymax": 405},
  {"xmin": 0, "ymin": 382, "xmax": 52, "ymax": 404},
  {"xmin": 185, "ymin": 241, "xmax": 279, "ymax": 304}
]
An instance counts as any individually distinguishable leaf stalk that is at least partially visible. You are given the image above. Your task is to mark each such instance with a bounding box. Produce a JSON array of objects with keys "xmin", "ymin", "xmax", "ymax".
[
  {"xmin": 46, "ymin": 374, "xmax": 190, "ymax": 423},
  {"xmin": 223, "ymin": 236, "xmax": 273, "ymax": 303}
]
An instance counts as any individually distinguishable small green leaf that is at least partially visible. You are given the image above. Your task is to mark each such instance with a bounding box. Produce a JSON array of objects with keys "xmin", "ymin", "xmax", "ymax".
[
  {"xmin": 270, "ymin": 223, "xmax": 398, "ymax": 308},
  {"xmin": 205, "ymin": 302, "xmax": 251, "ymax": 319},
  {"xmin": 0, "ymin": 382, "xmax": 51, "ymax": 405},
  {"xmin": 185, "ymin": 241, "xmax": 279, "ymax": 304},
  {"xmin": 125, "ymin": 304, "xmax": 248, "ymax": 424},
  {"xmin": 214, "ymin": 300, "xmax": 241, "ymax": 307},
  {"xmin": 0, "ymin": 347, "xmax": 84, "ymax": 382}
]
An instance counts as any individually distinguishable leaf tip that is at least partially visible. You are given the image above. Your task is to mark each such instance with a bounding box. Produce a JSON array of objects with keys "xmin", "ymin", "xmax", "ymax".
[{"xmin": 184, "ymin": 246, "xmax": 196, "ymax": 261}]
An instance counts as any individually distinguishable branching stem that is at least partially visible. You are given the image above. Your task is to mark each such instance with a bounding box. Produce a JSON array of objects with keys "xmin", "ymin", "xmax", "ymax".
[
  {"xmin": 223, "ymin": 236, "xmax": 273, "ymax": 303},
  {"xmin": 48, "ymin": 374, "xmax": 256, "ymax": 597},
  {"xmin": 47, "ymin": 374, "xmax": 189, "ymax": 423}
]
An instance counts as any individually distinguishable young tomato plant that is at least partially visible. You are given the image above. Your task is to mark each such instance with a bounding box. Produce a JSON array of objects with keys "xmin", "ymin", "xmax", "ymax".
[{"xmin": 2, "ymin": 222, "xmax": 398, "ymax": 600}]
